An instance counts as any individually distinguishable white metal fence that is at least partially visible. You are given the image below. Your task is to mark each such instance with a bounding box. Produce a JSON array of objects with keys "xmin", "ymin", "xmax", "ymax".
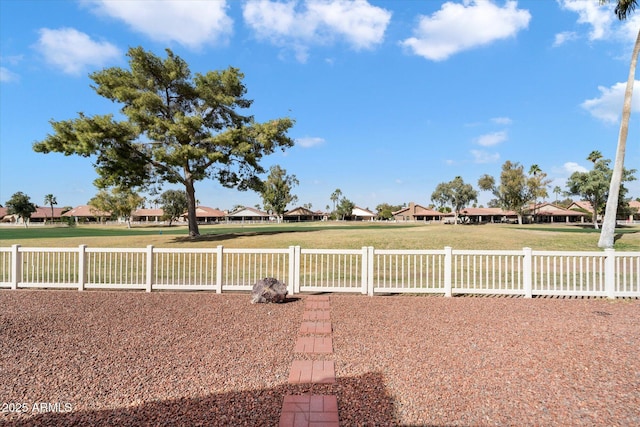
[{"xmin": 1, "ymin": 245, "xmax": 639, "ymax": 298}]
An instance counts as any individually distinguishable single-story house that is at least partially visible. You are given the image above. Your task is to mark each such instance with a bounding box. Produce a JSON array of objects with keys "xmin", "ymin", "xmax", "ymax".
[
  {"xmin": 529, "ymin": 202, "xmax": 587, "ymax": 223},
  {"xmin": 29, "ymin": 206, "xmax": 67, "ymax": 223},
  {"xmin": 192, "ymin": 206, "xmax": 226, "ymax": 223},
  {"xmin": 132, "ymin": 208, "xmax": 165, "ymax": 223},
  {"xmin": 284, "ymin": 206, "xmax": 324, "ymax": 222},
  {"xmin": 225, "ymin": 206, "xmax": 270, "ymax": 222},
  {"xmin": 392, "ymin": 202, "xmax": 444, "ymax": 222},
  {"xmin": 351, "ymin": 206, "xmax": 376, "ymax": 221},
  {"xmin": 62, "ymin": 205, "xmax": 112, "ymax": 222},
  {"xmin": 455, "ymin": 207, "xmax": 519, "ymax": 224}
]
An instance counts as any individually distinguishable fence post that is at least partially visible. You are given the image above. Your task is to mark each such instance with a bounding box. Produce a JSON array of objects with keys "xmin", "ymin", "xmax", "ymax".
[
  {"xmin": 11, "ymin": 244, "xmax": 20, "ymax": 290},
  {"xmin": 146, "ymin": 245, "xmax": 154, "ymax": 293},
  {"xmin": 360, "ymin": 246, "xmax": 369, "ymax": 295},
  {"xmin": 523, "ymin": 247, "xmax": 532, "ymax": 298},
  {"xmin": 604, "ymin": 248, "xmax": 615, "ymax": 299},
  {"xmin": 78, "ymin": 244, "xmax": 87, "ymax": 291},
  {"xmin": 288, "ymin": 246, "xmax": 296, "ymax": 296},
  {"xmin": 444, "ymin": 246, "xmax": 452, "ymax": 297},
  {"xmin": 216, "ymin": 245, "xmax": 224, "ymax": 294},
  {"xmin": 367, "ymin": 246, "xmax": 376, "ymax": 297},
  {"xmin": 294, "ymin": 246, "xmax": 301, "ymax": 294}
]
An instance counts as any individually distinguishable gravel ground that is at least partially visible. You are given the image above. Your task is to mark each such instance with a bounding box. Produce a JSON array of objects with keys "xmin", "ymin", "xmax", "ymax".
[{"xmin": 1, "ymin": 291, "xmax": 639, "ymax": 426}]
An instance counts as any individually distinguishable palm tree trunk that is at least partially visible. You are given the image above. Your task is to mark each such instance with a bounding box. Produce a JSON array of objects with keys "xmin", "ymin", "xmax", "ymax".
[{"xmin": 598, "ymin": 27, "xmax": 640, "ymax": 248}]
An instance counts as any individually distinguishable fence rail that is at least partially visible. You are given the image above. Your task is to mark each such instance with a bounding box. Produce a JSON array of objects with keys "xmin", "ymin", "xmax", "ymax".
[{"xmin": 1, "ymin": 245, "xmax": 639, "ymax": 298}]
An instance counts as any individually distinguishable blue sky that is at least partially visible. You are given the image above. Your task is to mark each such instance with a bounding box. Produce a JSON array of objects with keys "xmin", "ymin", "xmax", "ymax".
[{"xmin": 1, "ymin": 0, "xmax": 639, "ymax": 213}]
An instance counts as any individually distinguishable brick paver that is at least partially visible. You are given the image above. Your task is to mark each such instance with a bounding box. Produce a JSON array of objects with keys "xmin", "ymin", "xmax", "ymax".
[
  {"xmin": 294, "ymin": 336, "xmax": 333, "ymax": 354},
  {"xmin": 305, "ymin": 300, "xmax": 331, "ymax": 310},
  {"xmin": 288, "ymin": 360, "xmax": 336, "ymax": 384},
  {"xmin": 280, "ymin": 296, "xmax": 339, "ymax": 425},
  {"xmin": 299, "ymin": 321, "xmax": 332, "ymax": 335},
  {"xmin": 279, "ymin": 395, "xmax": 339, "ymax": 427},
  {"xmin": 302, "ymin": 310, "xmax": 331, "ymax": 321}
]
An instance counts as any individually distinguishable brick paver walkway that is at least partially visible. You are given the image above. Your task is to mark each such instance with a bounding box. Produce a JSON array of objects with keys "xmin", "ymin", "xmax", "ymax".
[{"xmin": 280, "ymin": 295, "xmax": 340, "ymax": 427}]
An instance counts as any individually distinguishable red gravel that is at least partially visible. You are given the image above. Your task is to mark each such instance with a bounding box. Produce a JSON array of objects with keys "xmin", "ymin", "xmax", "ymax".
[{"xmin": 1, "ymin": 291, "xmax": 638, "ymax": 426}]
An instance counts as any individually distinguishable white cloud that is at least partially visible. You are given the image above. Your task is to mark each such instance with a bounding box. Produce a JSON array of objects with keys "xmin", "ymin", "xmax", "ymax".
[
  {"xmin": 400, "ymin": 0, "xmax": 531, "ymax": 61},
  {"xmin": 296, "ymin": 136, "xmax": 325, "ymax": 148},
  {"xmin": 34, "ymin": 28, "xmax": 121, "ymax": 75},
  {"xmin": 558, "ymin": 0, "xmax": 613, "ymax": 41},
  {"xmin": 563, "ymin": 161, "xmax": 588, "ymax": 174},
  {"xmin": 475, "ymin": 130, "xmax": 508, "ymax": 147},
  {"xmin": 88, "ymin": 0, "xmax": 233, "ymax": 49},
  {"xmin": 553, "ymin": 31, "xmax": 578, "ymax": 47},
  {"xmin": 471, "ymin": 149, "xmax": 500, "ymax": 164},
  {"xmin": 557, "ymin": 0, "xmax": 640, "ymax": 55},
  {"xmin": 491, "ymin": 116, "xmax": 512, "ymax": 125},
  {"xmin": 581, "ymin": 81, "xmax": 640, "ymax": 124},
  {"xmin": 243, "ymin": 0, "xmax": 391, "ymax": 62},
  {"xmin": 0, "ymin": 67, "xmax": 19, "ymax": 83}
]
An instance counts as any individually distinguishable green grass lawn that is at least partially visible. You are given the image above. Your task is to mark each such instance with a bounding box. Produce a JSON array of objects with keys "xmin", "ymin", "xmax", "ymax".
[{"xmin": 1, "ymin": 222, "xmax": 639, "ymax": 251}]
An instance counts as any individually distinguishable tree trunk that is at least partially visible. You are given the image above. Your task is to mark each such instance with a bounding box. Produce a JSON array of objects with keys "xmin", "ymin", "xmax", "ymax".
[
  {"xmin": 598, "ymin": 28, "xmax": 640, "ymax": 248},
  {"xmin": 593, "ymin": 206, "xmax": 599, "ymax": 230},
  {"xmin": 185, "ymin": 179, "xmax": 200, "ymax": 237}
]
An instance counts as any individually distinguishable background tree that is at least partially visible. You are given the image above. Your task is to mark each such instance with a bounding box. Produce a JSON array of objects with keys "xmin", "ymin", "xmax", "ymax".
[
  {"xmin": 566, "ymin": 153, "xmax": 636, "ymax": 229},
  {"xmin": 376, "ymin": 202, "xmax": 404, "ymax": 220},
  {"xmin": 159, "ymin": 189, "xmax": 188, "ymax": 226},
  {"xmin": 44, "ymin": 194, "xmax": 57, "ymax": 223},
  {"xmin": 527, "ymin": 164, "xmax": 551, "ymax": 223},
  {"xmin": 336, "ymin": 197, "xmax": 355, "ymax": 220},
  {"xmin": 259, "ymin": 165, "xmax": 299, "ymax": 222},
  {"xmin": 478, "ymin": 161, "xmax": 540, "ymax": 225},
  {"xmin": 6, "ymin": 192, "xmax": 37, "ymax": 227},
  {"xmin": 33, "ymin": 47, "xmax": 294, "ymax": 237},
  {"xmin": 89, "ymin": 187, "xmax": 144, "ymax": 228},
  {"xmin": 431, "ymin": 176, "xmax": 477, "ymax": 225},
  {"xmin": 553, "ymin": 186, "xmax": 562, "ymax": 204},
  {"xmin": 598, "ymin": 0, "xmax": 639, "ymax": 247},
  {"xmin": 330, "ymin": 189, "xmax": 342, "ymax": 214}
]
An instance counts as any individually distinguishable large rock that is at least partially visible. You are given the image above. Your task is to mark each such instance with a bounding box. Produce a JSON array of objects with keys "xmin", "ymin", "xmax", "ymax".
[{"xmin": 251, "ymin": 277, "xmax": 288, "ymax": 304}]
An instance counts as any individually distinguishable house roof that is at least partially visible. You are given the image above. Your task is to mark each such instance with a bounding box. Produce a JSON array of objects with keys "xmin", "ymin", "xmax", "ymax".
[
  {"xmin": 392, "ymin": 204, "xmax": 444, "ymax": 217},
  {"xmin": 458, "ymin": 207, "xmax": 517, "ymax": 216},
  {"xmin": 352, "ymin": 206, "xmax": 375, "ymax": 217},
  {"xmin": 194, "ymin": 206, "xmax": 225, "ymax": 218},
  {"xmin": 629, "ymin": 200, "xmax": 640, "ymax": 209},
  {"xmin": 30, "ymin": 206, "xmax": 66, "ymax": 219},
  {"xmin": 227, "ymin": 206, "xmax": 268, "ymax": 217},
  {"xmin": 284, "ymin": 207, "xmax": 317, "ymax": 216},
  {"xmin": 568, "ymin": 200, "xmax": 593, "ymax": 211},
  {"xmin": 61, "ymin": 205, "xmax": 111, "ymax": 217},
  {"xmin": 533, "ymin": 203, "xmax": 585, "ymax": 217},
  {"xmin": 132, "ymin": 208, "xmax": 164, "ymax": 217}
]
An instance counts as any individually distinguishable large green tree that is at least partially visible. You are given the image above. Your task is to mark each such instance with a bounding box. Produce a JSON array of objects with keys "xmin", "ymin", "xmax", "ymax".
[
  {"xmin": 336, "ymin": 197, "xmax": 355, "ymax": 220},
  {"xmin": 89, "ymin": 187, "xmax": 144, "ymax": 228},
  {"xmin": 159, "ymin": 189, "xmax": 188, "ymax": 226},
  {"xmin": 598, "ymin": 0, "xmax": 639, "ymax": 247},
  {"xmin": 431, "ymin": 176, "xmax": 477, "ymax": 225},
  {"xmin": 566, "ymin": 154, "xmax": 636, "ymax": 229},
  {"xmin": 33, "ymin": 47, "xmax": 295, "ymax": 237},
  {"xmin": 6, "ymin": 192, "xmax": 37, "ymax": 227},
  {"xmin": 478, "ymin": 161, "xmax": 543, "ymax": 225},
  {"xmin": 260, "ymin": 165, "xmax": 299, "ymax": 222},
  {"xmin": 376, "ymin": 202, "xmax": 404, "ymax": 220}
]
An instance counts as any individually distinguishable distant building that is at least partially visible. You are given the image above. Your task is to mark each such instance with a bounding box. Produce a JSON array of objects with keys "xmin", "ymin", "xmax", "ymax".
[
  {"xmin": 62, "ymin": 205, "xmax": 111, "ymax": 222},
  {"xmin": 284, "ymin": 206, "xmax": 323, "ymax": 222},
  {"xmin": 392, "ymin": 202, "xmax": 444, "ymax": 222},
  {"xmin": 225, "ymin": 206, "xmax": 270, "ymax": 222},
  {"xmin": 351, "ymin": 206, "xmax": 375, "ymax": 221}
]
